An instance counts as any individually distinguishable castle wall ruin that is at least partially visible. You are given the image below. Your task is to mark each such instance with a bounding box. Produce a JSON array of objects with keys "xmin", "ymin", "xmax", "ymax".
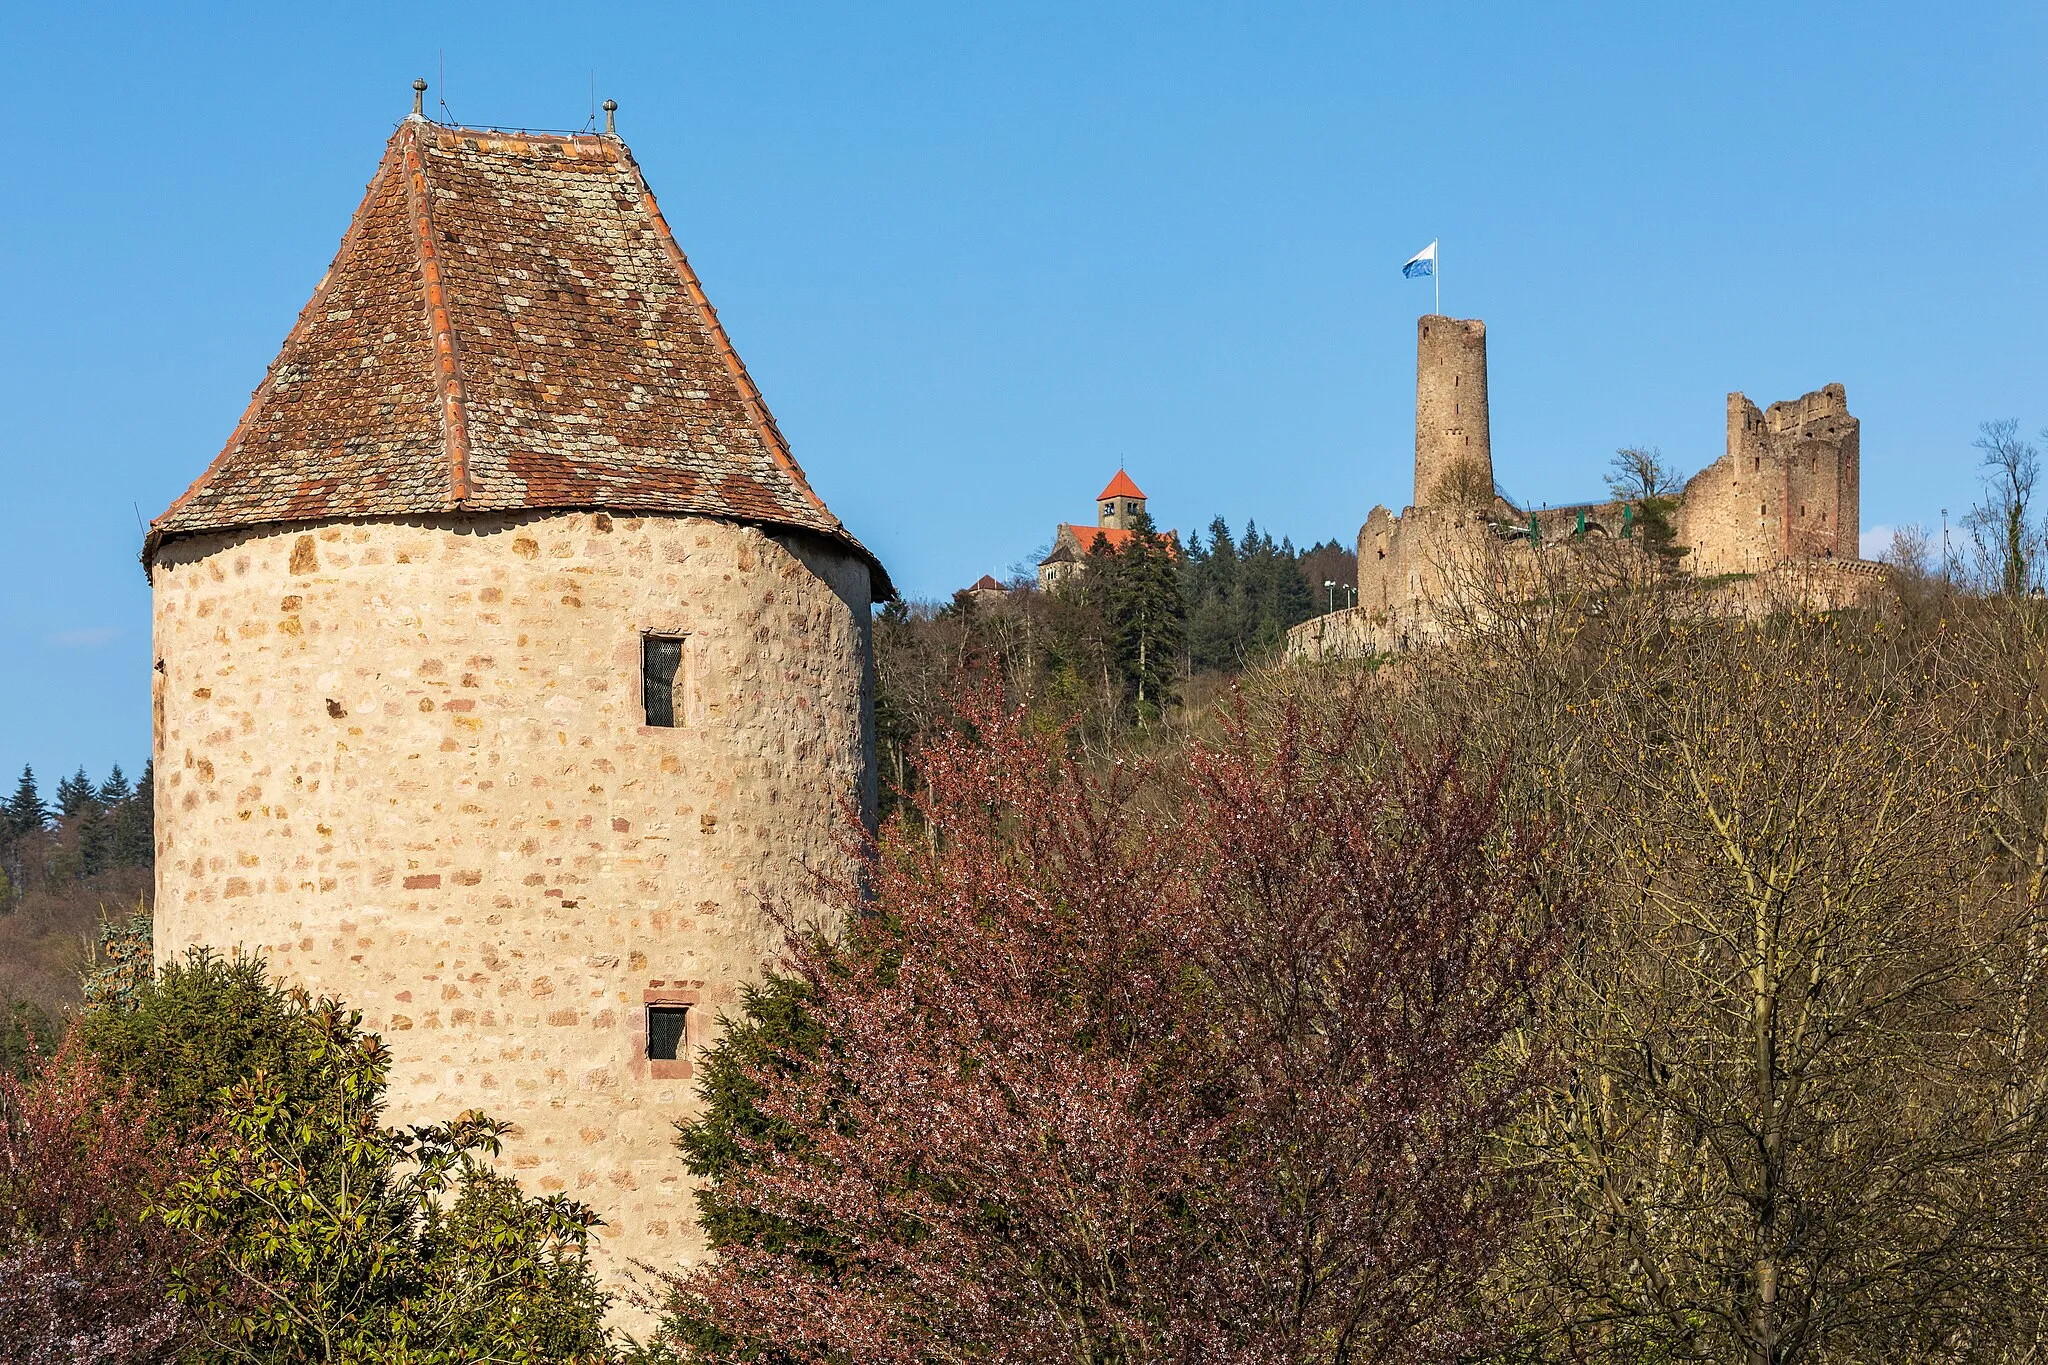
[{"xmin": 1678, "ymin": 384, "xmax": 1860, "ymax": 574}]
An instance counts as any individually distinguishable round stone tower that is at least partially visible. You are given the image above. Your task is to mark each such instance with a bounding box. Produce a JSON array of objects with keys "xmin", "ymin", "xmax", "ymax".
[
  {"xmin": 1413, "ymin": 315, "xmax": 1492, "ymax": 507},
  {"xmin": 145, "ymin": 109, "xmax": 890, "ymax": 1301}
]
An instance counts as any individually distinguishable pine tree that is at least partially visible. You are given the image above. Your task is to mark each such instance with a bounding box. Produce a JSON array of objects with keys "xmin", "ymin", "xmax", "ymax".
[
  {"xmin": 97, "ymin": 764, "xmax": 133, "ymax": 806},
  {"xmin": 1271, "ymin": 536, "xmax": 1315, "ymax": 629},
  {"xmin": 1235, "ymin": 523, "xmax": 1287, "ymax": 654},
  {"xmin": 1192, "ymin": 516, "xmax": 1239, "ymax": 602},
  {"xmin": 56, "ymin": 767, "xmax": 98, "ymax": 819},
  {"xmin": 113, "ymin": 762, "xmax": 155, "ymax": 870},
  {"xmin": 78, "ymin": 804, "xmax": 113, "ymax": 878},
  {"xmin": 4, "ymin": 767, "xmax": 47, "ymax": 836},
  {"xmin": 1183, "ymin": 518, "xmax": 1241, "ymax": 672},
  {"xmin": 1106, "ymin": 508, "xmax": 1186, "ymax": 721}
]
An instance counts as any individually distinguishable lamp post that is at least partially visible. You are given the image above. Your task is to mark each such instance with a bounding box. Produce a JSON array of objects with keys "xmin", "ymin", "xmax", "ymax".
[{"xmin": 1324, "ymin": 579, "xmax": 1336, "ymax": 614}]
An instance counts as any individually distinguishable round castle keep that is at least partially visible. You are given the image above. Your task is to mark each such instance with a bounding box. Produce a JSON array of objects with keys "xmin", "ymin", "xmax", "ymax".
[
  {"xmin": 146, "ymin": 111, "xmax": 890, "ymax": 1299},
  {"xmin": 1413, "ymin": 315, "xmax": 1492, "ymax": 507}
]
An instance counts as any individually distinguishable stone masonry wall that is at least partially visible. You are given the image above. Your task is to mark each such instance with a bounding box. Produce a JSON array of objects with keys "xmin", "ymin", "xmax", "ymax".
[
  {"xmin": 1414, "ymin": 316, "xmax": 1492, "ymax": 507},
  {"xmin": 150, "ymin": 509, "xmax": 874, "ymax": 1314},
  {"xmin": 1358, "ymin": 504, "xmax": 1495, "ymax": 622},
  {"xmin": 1679, "ymin": 385, "xmax": 1858, "ymax": 575},
  {"xmin": 1293, "ymin": 553, "xmax": 1893, "ymax": 660}
]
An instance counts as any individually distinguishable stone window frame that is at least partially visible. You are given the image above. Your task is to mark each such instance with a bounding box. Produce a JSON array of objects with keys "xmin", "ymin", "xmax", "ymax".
[
  {"xmin": 642, "ymin": 988, "xmax": 699, "ymax": 1081},
  {"xmin": 634, "ymin": 627, "xmax": 692, "ymax": 735}
]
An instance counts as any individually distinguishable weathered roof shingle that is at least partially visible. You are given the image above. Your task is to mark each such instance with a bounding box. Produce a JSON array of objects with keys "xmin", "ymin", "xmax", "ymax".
[{"xmin": 150, "ymin": 116, "xmax": 890, "ymax": 595}]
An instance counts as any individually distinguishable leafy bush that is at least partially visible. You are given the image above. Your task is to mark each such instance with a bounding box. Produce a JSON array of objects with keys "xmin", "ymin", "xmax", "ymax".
[
  {"xmin": 0, "ymin": 996, "xmax": 59, "ymax": 1079},
  {"xmin": 55, "ymin": 948, "xmax": 617, "ymax": 1361},
  {"xmin": 71, "ymin": 949, "xmax": 334, "ymax": 1139},
  {"xmin": 157, "ymin": 992, "xmax": 611, "ymax": 1360}
]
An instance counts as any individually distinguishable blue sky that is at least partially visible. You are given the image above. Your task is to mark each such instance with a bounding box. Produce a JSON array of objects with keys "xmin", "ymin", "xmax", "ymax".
[{"xmin": 4, "ymin": 1, "xmax": 2045, "ymax": 785}]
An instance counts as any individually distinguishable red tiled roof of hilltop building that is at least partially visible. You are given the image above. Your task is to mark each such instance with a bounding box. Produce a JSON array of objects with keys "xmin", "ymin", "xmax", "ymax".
[
  {"xmin": 1097, "ymin": 469, "xmax": 1146, "ymax": 502},
  {"xmin": 147, "ymin": 103, "xmax": 891, "ymax": 597},
  {"xmin": 1066, "ymin": 524, "xmax": 1140, "ymax": 551},
  {"xmin": 1042, "ymin": 524, "xmax": 1180, "ymax": 560}
]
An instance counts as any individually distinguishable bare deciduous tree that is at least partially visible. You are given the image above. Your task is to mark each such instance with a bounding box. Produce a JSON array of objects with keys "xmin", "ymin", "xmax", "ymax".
[
  {"xmin": 1512, "ymin": 622, "xmax": 2048, "ymax": 1364},
  {"xmin": 1881, "ymin": 522, "xmax": 1934, "ymax": 577},
  {"xmin": 1965, "ymin": 419, "xmax": 2044, "ymax": 597},
  {"xmin": 1435, "ymin": 455, "xmax": 1501, "ymax": 509},
  {"xmin": 1252, "ymin": 594, "xmax": 2048, "ymax": 1364},
  {"xmin": 1605, "ymin": 446, "xmax": 1687, "ymax": 502}
]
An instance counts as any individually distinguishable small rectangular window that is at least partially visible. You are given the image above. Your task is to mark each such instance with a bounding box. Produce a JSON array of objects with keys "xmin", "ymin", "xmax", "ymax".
[
  {"xmin": 647, "ymin": 1005, "xmax": 688, "ymax": 1060},
  {"xmin": 642, "ymin": 635, "xmax": 683, "ymax": 727}
]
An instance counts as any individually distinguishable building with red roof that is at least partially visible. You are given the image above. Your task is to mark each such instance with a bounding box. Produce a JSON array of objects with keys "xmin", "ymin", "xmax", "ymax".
[{"xmin": 1038, "ymin": 469, "xmax": 1174, "ymax": 588}]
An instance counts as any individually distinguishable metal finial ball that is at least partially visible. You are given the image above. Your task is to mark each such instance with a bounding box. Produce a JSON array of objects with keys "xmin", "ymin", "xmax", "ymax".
[
  {"xmin": 413, "ymin": 78, "xmax": 429, "ymax": 92},
  {"xmin": 602, "ymin": 98, "xmax": 617, "ymax": 111}
]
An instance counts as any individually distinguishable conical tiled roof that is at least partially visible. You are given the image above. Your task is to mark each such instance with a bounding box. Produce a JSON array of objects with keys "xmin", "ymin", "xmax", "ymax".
[
  {"xmin": 149, "ymin": 115, "xmax": 890, "ymax": 596},
  {"xmin": 1097, "ymin": 469, "xmax": 1146, "ymax": 501}
]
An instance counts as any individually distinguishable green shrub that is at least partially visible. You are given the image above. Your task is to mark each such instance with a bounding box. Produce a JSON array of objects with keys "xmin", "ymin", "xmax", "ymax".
[
  {"xmin": 73, "ymin": 945, "xmax": 616, "ymax": 1360},
  {"xmin": 71, "ymin": 948, "xmax": 328, "ymax": 1138}
]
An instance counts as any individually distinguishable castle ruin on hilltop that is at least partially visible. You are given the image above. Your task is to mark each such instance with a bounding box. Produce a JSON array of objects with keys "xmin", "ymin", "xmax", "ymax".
[{"xmin": 1290, "ymin": 315, "xmax": 1886, "ymax": 657}]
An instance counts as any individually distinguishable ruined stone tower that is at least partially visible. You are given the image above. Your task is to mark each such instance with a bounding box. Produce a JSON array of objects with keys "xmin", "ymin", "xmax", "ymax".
[
  {"xmin": 1678, "ymin": 384, "xmax": 1860, "ymax": 574},
  {"xmin": 1413, "ymin": 315, "xmax": 1492, "ymax": 507},
  {"xmin": 145, "ymin": 104, "xmax": 890, "ymax": 1300}
]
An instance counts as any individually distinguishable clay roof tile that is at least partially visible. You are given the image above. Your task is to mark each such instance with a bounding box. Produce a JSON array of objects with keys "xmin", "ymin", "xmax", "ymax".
[
  {"xmin": 1096, "ymin": 469, "xmax": 1146, "ymax": 502},
  {"xmin": 149, "ymin": 117, "xmax": 892, "ymax": 597}
]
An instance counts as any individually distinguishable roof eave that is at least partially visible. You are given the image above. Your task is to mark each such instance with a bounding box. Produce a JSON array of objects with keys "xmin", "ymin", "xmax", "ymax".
[{"xmin": 145, "ymin": 506, "xmax": 893, "ymax": 601}]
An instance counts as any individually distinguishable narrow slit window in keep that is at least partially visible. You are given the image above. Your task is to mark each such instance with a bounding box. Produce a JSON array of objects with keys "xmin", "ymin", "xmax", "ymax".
[
  {"xmin": 647, "ymin": 1005, "xmax": 688, "ymax": 1061},
  {"xmin": 643, "ymin": 635, "xmax": 683, "ymax": 727}
]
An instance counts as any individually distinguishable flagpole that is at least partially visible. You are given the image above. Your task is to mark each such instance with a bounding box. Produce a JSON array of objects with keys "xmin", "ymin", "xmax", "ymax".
[{"xmin": 1435, "ymin": 240, "xmax": 1440, "ymax": 315}]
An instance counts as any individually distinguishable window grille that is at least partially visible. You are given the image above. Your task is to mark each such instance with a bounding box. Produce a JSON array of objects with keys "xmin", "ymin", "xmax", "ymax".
[
  {"xmin": 647, "ymin": 1005, "xmax": 688, "ymax": 1061},
  {"xmin": 643, "ymin": 635, "xmax": 683, "ymax": 727}
]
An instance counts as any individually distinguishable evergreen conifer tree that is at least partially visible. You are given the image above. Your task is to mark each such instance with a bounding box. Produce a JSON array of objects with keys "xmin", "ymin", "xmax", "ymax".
[
  {"xmin": 56, "ymin": 767, "xmax": 97, "ymax": 819},
  {"xmin": 1106, "ymin": 508, "xmax": 1186, "ymax": 720},
  {"xmin": 113, "ymin": 762, "xmax": 154, "ymax": 869},
  {"xmin": 78, "ymin": 804, "xmax": 113, "ymax": 878},
  {"xmin": 1178, "ymin": 516, "xmax": 1326, "ymax": 670},
  {"xmin": 1183, "ymin": 518, "xmax": 1241, "ymax": 671},
  {"xmin": 1235, "ymin": 523, "xmax": 1287, "ymax": 653},
  {"xmin": 97, "ymin": 764, "xmax": 132, "ymax": 806},
  {"xmin": 1192, "ymin": 516, "xmax": 1238, "ymax": 601},
  {"xmin": 1272, "ymin": 535, "xmax": 1316, "ymax": 628},
  {"xmin": 4, "ymin": 767, "xmax": 47, "ymax": 836}
]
